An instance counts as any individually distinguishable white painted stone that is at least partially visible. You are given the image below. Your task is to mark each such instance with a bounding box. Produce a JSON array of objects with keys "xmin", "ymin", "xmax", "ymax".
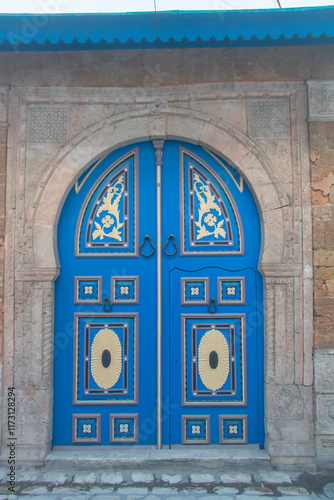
[
  {"xmin": 93, "ymin": 496, "xmax": 121, "ymax": 500},
  {"xmin": 151, "ymin": 487, "xmax": 176, "ymax": 495},
  {"xmin": 19, "ymin": 485, "xmax": 49, "ymax": 494},
  {"xmin": 278, "ymin": 486, "xmax": 310, "ymax": 496},
  {"xmin": 18, "ymin": 470, "xmax": 38, "ymax": 482},
  {"xmin": 139, "ymin": 496, "xmax": 160, "ymax": 500},
  {"xmin": 165, "ymin": 496, "xmax": 196, "ymax": 500},
  {"xmin": 56, "ymin": 487, "xmax": 90, "ymax": 494},
  {"xmin": 323, "ymin": 483, "xmax": 334, "ymax": 499},
  {"xmin": 131, "ymin": 472, "xmax": 154, "ymax": 483},
  {"xmin": 189, "ymin": 473, "xmax": 215, "ymax": 484},
  {"xmin": 73, "ymin": 472, "xmax": 97, "ymax": 484},
  {"xmin": 161, "ymin": 474, "xmax": 183, "ymax": 484},
  {"xmin": 257, "ymin": 471, "xmax": 292, "ymax": 484},
  {"xmin": 90, "ymin": 486, "xmax": 117, "ymax": 494},
  {"xmin": 100, "ymin": 472, "xmax": 124, "ymax": 484},
  {"xmin": 200, "ymin": 497, "xmax": 235, "ymax": 500},
  {"xmin": 220, "ymin": 473, "xmax": 252, "ymax": 484},
  {"xmin": 42, "ymin": 471, "xmax": 69, "ymax": 485},
  {"xmin": 117, "ymin": 486, "xmax": 149, "ymax": 494},
  {"xmin": 213, "ymin": 486, "xmax": 239, "ymax": 494},
  {"xmin": 244, "ymin": 486, "xmax": 275, "ymax": 495}
]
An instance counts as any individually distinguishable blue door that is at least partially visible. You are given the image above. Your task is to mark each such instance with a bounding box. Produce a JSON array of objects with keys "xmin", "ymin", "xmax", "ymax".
[{"xmin": 53, "ymin": 140, "xmax": 264, "ymax": 447}]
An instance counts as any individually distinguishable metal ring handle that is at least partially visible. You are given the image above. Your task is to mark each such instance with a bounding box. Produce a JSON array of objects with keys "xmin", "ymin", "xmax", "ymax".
[
  {"xmin": 208, "ymin": 297, "xmax": 217, "ymax": 314},
  {"xmin": 103, "ymin": 296, "xmax": 112, "ymax": 312},
  {"xmin": 140, "ymin": 235, "xmax": 155, "ymax": 257},
  {"xmin": 163, "ymin": 234, "xmax": 178, "ymax": 256}
]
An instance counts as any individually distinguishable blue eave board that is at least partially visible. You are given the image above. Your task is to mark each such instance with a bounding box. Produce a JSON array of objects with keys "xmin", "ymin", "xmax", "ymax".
[{"xmin": 0, "ymin": 7, "xmax": 333, "ymax": 51}]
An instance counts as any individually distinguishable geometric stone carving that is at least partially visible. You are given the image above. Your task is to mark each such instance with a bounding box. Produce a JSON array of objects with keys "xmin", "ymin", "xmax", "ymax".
[
  {"xmin": 307, "ymin": 80, "xmax": 334, "ymax": 121},
  {"xmin": 250, "ymin": 101, "xmax": 289, "ymax": 138},
  {"xmin": 30, "ymin": 107, "xmax": 68, "ymax": 143},
  {"xmin": 315, "ymin": 350, "xmax": 334, "ymax": 394}
]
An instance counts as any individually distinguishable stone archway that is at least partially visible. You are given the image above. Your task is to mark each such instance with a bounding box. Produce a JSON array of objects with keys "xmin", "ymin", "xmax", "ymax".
[{"xmin": 3, "ymin": 105, "xmax": 314, "ymax": 465}]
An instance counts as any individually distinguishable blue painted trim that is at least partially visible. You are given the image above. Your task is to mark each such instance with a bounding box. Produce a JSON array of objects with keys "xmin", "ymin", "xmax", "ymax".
[{"xmin": 1, "ymin": 8, "xmax": 333, "ymax": 52}]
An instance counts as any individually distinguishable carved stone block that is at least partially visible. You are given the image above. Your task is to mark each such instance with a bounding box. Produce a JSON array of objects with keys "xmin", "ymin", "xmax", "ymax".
[
  {"xmin": 316, "ymin": 394, "xmax": 334, "ymax": 434},
  {"xmin": 307, "ymin": 80, "xmax": 334, "ymax": 121},
  {"xmin": 29, "ymin": 107, "xmax": 68, "ymax": 143},
  {"xmin": 250, "ymin": 100, "xmax": 290, "ymax": 138},
  {"xmin": 316, "ymin": 435, "xmax": 334, "ymax": 458},
  {"xmin": 314, "ymin": 349, "xmax": 334, "ymax": 394},
  {"xmin": 149, "ymin": 115, "xmax": 167, "ymax": 137},
  {"xmin": 265, "ymin": 384, "xmax": 313, "ymax": 421}
]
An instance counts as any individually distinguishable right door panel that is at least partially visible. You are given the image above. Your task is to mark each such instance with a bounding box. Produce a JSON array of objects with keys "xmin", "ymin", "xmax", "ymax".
[{"xmin": 161, "ymin": 143, "xmax": 264, "ymax": 447}]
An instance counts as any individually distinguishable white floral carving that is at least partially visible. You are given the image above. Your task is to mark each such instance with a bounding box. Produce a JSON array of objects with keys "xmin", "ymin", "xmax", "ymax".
[
  {"xmin": 119, "ymin": 423, "xmax": 129, "ymax": 433},
  {"xmin": 191, "ymin": 424, "xmax": 201, "ymax": 435},
  {"xmin": 82, "ymin": 423, "xmax": 92, "ymax": 434},
  {"xmin": 228, "ymin": 424, "xmax": 239, "ymax": 435}
]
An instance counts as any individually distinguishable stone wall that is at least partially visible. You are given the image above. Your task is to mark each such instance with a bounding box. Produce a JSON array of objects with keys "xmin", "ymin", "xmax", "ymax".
[
  {"xmin": 308, "ymin": 80, "xmax": 334, "ymax": 467},
  {"xmin": 0, "ymin": 45, "xmax": 333, "ymax": 87}
]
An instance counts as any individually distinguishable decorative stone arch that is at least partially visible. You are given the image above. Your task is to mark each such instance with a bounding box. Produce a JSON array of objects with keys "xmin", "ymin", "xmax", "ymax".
[
  {"xmin": 28, "ymin": 108, "xmax": 287, "ymax": 273},
  {"xmin": 9, "ymin": 106, "xmax": 314, "ymax": 465}
]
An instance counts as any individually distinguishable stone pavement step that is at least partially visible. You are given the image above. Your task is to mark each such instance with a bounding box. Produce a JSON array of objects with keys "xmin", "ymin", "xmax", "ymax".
[
  {"xmin": 0, "ymin": 466, "xmax": 332, "ymax": 499},
  {"xmin": 45, "ymin": 447, "xmax": 271, "ymax": 472}
]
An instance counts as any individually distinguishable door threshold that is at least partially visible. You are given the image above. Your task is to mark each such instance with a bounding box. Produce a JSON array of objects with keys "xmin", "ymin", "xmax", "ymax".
[{"xmin": 46, "ymin": 445, "xmax": 270, "ymax": 471}]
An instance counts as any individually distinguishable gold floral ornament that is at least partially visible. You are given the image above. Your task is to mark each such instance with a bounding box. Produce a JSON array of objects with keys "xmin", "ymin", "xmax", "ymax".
[
  {"xmin": 198, "ymin": 329, "xmax": 229, "ymax": 391},
  {"xmin": 92, "ymin": 175, "xmax": 124, "ymax": 242},
  {"xmin": 193, "ymin": 171, "xmax": 227, "ymax": 241},
  {"xmin": 91, "ymin": 328, "xmax": 122, "ymax": 389}
]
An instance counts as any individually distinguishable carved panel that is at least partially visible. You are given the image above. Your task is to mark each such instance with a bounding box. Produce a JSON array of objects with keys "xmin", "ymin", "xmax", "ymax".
[
  {"xmin": 182, "ymin": 415, "xmax": 210, "ymax": 444},
  {"xmin": 76, "ymin": 148, "xmax": 139, "ymax": 257},
  {"xmin": 149, "ymin": 115, "xmax": 167, "ymax": 136},
  {"xmin": 250, "ymin": 101, "xmax": 290, "ymax": 138},
  {"xmin": 307, "ymin": 80, "xmax": 334, "ymax": 121},
  {"xmin": 316, "ymin": 394, "xmax": 334, "ymax": 434},
  {"xmin": 72, "ymin": 414, "xmax": 101, "ymax": 443},
  {"xmin": 182, "ymin": 314, "xmax": 246, "ymax": 406},
  {"xmin": 219, "ymin": 415, "xmax": 248, "ymax": 444},
  {"xmin": 110, "ymin": 414, "xmax": 138, "ymax": 443},
  {"xmin": 180, "ymin": 147, "xmax": 243, "ymax": 256},
  {"xmin": 265, "ymin": 278, "xmax": 295, "ymax": 385},
  {"xmin": 266, "ymin": 384, "xmax": 313, "ymax": 421},
  {"xmin": 29, "ymin": 107, "xmax": 68, "ymax": 143},
  {"xmin": 315, "ymin": 350, "xmax": 334, "ymax": 394},
  {"xmin": 73, "ymin": 313, "xmax": 138, "ymax": 405}
]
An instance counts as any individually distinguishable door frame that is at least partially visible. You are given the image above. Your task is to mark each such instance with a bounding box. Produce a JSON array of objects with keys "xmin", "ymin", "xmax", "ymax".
[{"xmin": 6, "ymin": 102, "xmax": 314, "ymax": 466}]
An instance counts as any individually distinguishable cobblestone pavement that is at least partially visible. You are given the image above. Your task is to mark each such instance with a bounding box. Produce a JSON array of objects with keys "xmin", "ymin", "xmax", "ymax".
[{"xmin": 0, "ymin": 467, "xmax": 334, "ymax": 499}]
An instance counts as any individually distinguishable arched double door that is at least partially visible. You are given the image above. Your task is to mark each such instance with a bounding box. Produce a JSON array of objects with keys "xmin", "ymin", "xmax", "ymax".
[{"xmin": 53, "ymin": 140, "xmax": 264, "ymax": 447}]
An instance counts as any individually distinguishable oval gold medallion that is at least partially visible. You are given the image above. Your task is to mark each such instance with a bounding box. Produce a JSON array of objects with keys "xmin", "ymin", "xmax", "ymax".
[
  {"xmin": 91, "ymin": 328, "xmax": 122, "ymax": 389},
  {"xmin": 198, "ymin": 328, "xmax": 229, "ymax": 391}
]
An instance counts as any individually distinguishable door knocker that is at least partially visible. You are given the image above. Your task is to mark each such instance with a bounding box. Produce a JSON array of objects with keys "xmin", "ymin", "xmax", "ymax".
[{"xmin": 163, "ymin": 234, "xmax": 178, "ymax": 256}]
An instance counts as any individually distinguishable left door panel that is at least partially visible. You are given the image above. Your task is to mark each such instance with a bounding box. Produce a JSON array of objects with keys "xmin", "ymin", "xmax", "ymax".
[{"xmin": 53, "ymin": 142, "xmax": 157, "ymax": 446}]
